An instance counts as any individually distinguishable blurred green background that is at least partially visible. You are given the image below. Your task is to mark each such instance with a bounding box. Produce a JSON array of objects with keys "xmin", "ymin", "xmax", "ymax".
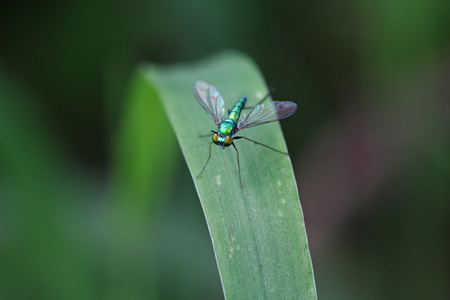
[{"xmin": 1, "ymin": 0, "xmax": 449, "ymax": 299}]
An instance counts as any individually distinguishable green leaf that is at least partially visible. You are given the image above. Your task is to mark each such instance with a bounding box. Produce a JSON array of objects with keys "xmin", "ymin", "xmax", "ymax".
[
  {"xmin": 140, "ymin": 51, "xmax": 317, "ymax": 299},
  {"xmin": 109, "ymin": 68, "xmax": 179, "ymax": 299},
  {"xmin": 112, "ymin": 70, "xmax": 178, "ymax": 218}
]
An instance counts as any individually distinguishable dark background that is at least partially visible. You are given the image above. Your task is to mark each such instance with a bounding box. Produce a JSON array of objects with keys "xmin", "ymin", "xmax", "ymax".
[{"xmin": 1, "ymin": 0, "xmax": 449, "ymax": 299}]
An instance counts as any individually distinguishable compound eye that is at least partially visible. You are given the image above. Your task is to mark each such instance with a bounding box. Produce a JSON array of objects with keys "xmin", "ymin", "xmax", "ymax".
[
  {"xmin": 224, "ymin": 136, "xmax": 232, "ymax": 146},
  {"xmin": 212, "ymin": 134, "xmax": 218, "ymax": 144}
]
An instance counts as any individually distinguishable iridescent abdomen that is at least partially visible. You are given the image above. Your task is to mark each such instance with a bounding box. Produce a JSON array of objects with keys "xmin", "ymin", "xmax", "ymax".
[
  {"xmin": 218, "ymin": 96, "xmax": 247, "ymax": 136},
  {"xmin": 228, "ymin": 96, "xmax": 247, "ymax": 123}
]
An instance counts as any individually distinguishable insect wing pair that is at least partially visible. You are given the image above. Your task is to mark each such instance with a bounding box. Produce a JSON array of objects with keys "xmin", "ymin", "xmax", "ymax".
[
  {"xmin": 193, "ymin": 81, "xmax": 297, "ymax": 130},
  {"xmin": 193, "ymin": 81, "xmax": 297, "ymax": 187}
]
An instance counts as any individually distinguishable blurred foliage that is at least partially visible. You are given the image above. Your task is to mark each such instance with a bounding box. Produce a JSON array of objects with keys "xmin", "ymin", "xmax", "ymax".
[{"xmin": 0, "ymin": 0, "xmax": 449, "ymax": 299}]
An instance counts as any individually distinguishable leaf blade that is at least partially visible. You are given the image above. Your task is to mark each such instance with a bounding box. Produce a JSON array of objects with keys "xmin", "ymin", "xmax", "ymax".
[{"xmin": 141, "ymin": 51, "xmax": 317, "ymax": 299}]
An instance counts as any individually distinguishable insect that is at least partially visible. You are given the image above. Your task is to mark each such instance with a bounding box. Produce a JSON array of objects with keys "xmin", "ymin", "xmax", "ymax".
[{"xmin": 194, "ymin": 81, "xmax": 297, "ymax": 188}]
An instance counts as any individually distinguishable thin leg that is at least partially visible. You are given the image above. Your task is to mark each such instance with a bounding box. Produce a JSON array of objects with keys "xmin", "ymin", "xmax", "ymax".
[
  {"xmin": 234, "ymin": 136, "xmax": 289, "ymax": 155},
  {"xmin": 197, "ymin": 142, "xmax": 214, "ymax": 178},
  {"xmin": 198, "ymin": 130, "xmax": 218, "ymax": 138},
  {"xmin": 256, "ymin": 86, "xmax": 275, "ymax": 104},
  {"xmin": 247, "ymin": 86, "xmax": 276, "ymax": 108},
  {"xmin": 232, "ymin": 143, "xmax": 243, "ymax": 188}
]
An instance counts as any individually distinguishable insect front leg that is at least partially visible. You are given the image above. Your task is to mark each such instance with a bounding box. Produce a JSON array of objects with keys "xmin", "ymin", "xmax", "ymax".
[
  {"xmin": 198, "ymin": 130, "xmax": 218, "ymax": 138},
  {"xmin": 197, "ymin": 142, "xmax": 214, "ymax": 178}
]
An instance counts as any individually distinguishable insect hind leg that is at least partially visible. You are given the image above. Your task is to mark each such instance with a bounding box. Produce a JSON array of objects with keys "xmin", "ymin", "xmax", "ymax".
[
  {"xmin": 246, "ymin": 85, "xmax": 275, "ymax": 109},
  {"xmin": 229, "ymin": 86, "xmax": 275, "ymax": 114},
  {"xmin": 234, "ymin": 136, "xmax": 289, "ymax": 155}
]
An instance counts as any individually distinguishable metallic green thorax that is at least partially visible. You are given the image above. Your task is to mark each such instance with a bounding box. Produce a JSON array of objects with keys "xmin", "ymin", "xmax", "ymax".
[{"xmin": 215, "ymin": 96, "xmax": 247, "ymax": 148}]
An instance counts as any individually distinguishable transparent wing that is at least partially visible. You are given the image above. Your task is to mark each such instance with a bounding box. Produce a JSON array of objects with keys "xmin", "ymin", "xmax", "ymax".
[
  {"xmin": 237, "ymin": 101, "xmax": 297, "ymax": 130},
  {"xmin": 193, "ymin": 81, "xmax": 226, "ymax": 125}
]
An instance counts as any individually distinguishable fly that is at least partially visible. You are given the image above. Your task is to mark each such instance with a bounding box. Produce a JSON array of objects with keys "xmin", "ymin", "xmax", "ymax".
[{"xmin": 194, "ymin": 81, "xmax": 297, "ymax": 188}]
